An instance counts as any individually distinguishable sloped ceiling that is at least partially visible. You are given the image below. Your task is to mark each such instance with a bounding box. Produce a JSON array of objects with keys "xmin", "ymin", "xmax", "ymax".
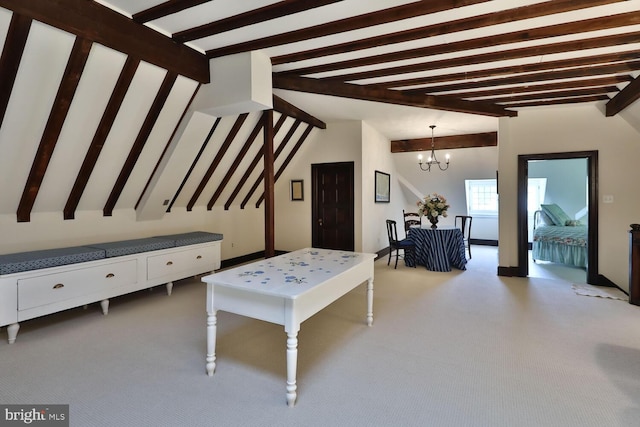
[{"xmin": 1, "ymin": 0, "xmax": 639, "ymax": 223}]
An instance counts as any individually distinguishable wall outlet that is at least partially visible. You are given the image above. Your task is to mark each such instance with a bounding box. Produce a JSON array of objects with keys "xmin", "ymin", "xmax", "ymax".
[{"xmin": 603, "ymin": 195, "xmax": 614, "ymax": 203}]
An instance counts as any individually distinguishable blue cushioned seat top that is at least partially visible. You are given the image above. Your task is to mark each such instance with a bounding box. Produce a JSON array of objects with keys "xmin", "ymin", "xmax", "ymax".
[
  {"xmin": 88, "ymin": 237, "xmax": 175, "ymax": 258},
  {"xmin": 154, "ymin": 231, "xmax": 223, "ymax": 247},
  {"xmin": 0, "ymin": 246, "xmax": 106, "ymax": 275}
]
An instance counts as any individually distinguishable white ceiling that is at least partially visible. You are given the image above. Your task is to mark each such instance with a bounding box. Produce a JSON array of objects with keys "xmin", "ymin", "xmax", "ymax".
[{"xmin": 96, "ymin": 0, "xmax": 640, "ymax": 139}]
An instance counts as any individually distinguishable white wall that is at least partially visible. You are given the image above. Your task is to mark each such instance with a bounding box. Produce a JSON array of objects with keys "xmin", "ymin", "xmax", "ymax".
[
  {"xmin": 361, "ymin": 121, "xmax": 407, "ymax": 254},
  {"xmin": 274, "ymin": 120, "xmax": 404, "ymax": 254},
  {"xmin": 0, "ymin": 206, "xmax": 266, "ymax": 260},
  {"xmin": 498, "ymin": 103, "xmax": 640, "ymax": 290},
  {"xmin": 392, "ymin": 145, "xmax": 499, "ymax": 240},
  {"xmin": 274, "ymin": 121, "xmax": 362, "ymax": 251}
]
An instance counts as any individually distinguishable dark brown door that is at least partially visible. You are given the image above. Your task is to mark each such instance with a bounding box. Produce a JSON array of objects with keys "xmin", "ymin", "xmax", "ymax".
[{"xmin": 312, "ymin": 162, "xmax": 354, "ymax": 251}]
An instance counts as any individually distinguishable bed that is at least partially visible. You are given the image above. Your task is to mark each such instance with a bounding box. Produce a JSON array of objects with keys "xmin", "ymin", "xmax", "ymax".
[{"xmin": 532, "ymin": 203, "xmax": 588, "ymax": 268}]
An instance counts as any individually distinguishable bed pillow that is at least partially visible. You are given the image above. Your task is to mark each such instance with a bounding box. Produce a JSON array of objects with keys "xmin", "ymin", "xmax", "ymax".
[
  {"xmin": 539, "ymin": 210, "xmax": 555, "ymax": 226},
  {"xmin": 540, "ymin": 203, "xmax": 571, "ymax": 226}
]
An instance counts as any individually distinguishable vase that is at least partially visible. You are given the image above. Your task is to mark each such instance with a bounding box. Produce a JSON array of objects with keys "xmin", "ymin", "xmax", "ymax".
[{"xmin": 428, "ymin": 216, "xmax": 438, "ymax": 229}]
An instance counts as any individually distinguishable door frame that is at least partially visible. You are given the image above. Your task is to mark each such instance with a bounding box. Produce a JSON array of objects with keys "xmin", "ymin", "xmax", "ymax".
[{"xmin": 516, "ymin": 151, "xmax": 598, "ymax": 283}]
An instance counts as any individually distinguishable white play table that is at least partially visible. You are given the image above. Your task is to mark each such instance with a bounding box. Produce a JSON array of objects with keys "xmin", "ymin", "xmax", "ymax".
[{"xmin": 201, "ymin": 248, "xmax": 376, "ymax": 406}]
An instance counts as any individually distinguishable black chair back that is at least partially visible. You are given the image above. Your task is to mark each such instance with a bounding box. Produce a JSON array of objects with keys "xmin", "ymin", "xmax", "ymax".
[
  {"xmin": 386, "ymin": 219, "xmax": 399, "ymax": 245},
  {"xmin": 403, "ymin": 210, "xmax": 421, "ymax": 236},
  {"xmin": 455, "ymin": 215, "xmax": 473, "ymax": 259},
  {"xmin": 385, "ymin": 219, "xmax": 416, "ymax": 269}
]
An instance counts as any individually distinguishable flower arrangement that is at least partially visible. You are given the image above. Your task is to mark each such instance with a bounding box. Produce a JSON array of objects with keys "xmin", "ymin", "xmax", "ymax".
[{"xmin": 417, "ymin": 193, "xmax": 449, "ymax": 228}]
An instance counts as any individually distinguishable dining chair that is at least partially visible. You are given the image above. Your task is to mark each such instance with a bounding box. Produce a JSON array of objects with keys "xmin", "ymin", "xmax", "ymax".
[
  {"xmin": 386, "ymin": 219, "xmax": 416, "ymax": 269},
  {"xmin": 403, "ymin": 210, "xmax": 421, "ymax": 237},
  {"xmin": 455, "ymin": 215, "xmax": 473, "ymax": 259}
]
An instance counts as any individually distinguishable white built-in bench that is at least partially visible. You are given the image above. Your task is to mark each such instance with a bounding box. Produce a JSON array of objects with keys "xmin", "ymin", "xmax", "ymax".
[{"xmin": 0, "ymin": 231, "xmax": 222, "ymax": 344}]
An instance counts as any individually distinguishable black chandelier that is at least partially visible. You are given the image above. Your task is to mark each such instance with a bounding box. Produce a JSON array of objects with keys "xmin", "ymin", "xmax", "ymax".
[{"xmin": 418, "ymin": 125, "xmax": 450, "ymax": 171}]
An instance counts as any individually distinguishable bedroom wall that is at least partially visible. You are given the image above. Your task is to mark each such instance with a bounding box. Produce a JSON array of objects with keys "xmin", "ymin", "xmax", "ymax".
[
  {"xmin": 498, "ymin": 103, "xmax": 640, "ymax": 291},
  {"xmin": 528, "ymin": 158, "xmax": 588, "ymax": 219}
]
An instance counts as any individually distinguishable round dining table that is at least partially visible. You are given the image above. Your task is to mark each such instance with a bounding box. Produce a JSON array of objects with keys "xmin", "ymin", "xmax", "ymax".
[{"xmin": 406, "ymin": 226, "xmax": 467, "ymax": 271}]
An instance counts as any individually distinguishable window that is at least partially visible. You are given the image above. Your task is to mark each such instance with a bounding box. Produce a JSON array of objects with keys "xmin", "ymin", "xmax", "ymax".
[{"xmin": 465, "ymin": 179, "xmax": 498, "ymax": 216}]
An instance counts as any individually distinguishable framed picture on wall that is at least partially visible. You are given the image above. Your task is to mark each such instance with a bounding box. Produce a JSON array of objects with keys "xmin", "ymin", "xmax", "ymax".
[
  {"xmin": 291, "ymin": 179, "xmax": 304, "ymax": 201},
  {"xmin": 374, "ymin": 170, "xmax": 390, "ymax": 203}
]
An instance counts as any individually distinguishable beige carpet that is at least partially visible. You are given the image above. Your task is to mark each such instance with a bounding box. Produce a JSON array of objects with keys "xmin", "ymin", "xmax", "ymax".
[
  {"xmin": 1, "ymin": 246, "xmax": 640, "ymax": 427},
  {"xmin": 572, "ymin": 283, "xmax": 628, "ymax": 301}
]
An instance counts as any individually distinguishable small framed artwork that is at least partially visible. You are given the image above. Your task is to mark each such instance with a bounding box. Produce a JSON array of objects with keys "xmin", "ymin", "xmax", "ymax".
[
  {"xmin": 374, "ymin": 170, "xmax": 390, "ymax": 203},
  {"xmin": 291, "ymin": 179, "xmax": 304, "ymax": 201}
]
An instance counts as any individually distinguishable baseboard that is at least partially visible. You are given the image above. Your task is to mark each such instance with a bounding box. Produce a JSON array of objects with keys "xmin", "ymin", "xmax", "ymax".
[
  {"xmin": 220, "ymin": 250, "xmax": 286, "ymax": 269},
  {"xmin": 595, "ymin": 274, "xmax": 628, "ymax": 295},
  {"xmin": 470, "ymin": 239, "xmax": 498, "ymax": 246},
  {"xmin": 497, "ymin": 266, "xmax": 523, "ymax": 277}
]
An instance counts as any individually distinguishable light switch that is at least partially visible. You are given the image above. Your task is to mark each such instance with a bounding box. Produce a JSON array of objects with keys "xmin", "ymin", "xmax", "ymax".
[{"xmin": 603, "ymin": 195, "xmax": 614, "ymax": 203}]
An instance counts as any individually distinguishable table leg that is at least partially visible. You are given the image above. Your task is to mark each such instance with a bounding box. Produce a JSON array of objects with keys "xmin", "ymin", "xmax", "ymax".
[
  {"xmin": 206, "ymin": 310, "xmax": 217, "ymax": 376},
  {"xmin": 286, "ymin": 332, "xmax": 298, "ymax": 407},
  {"xmin": 367, "ymin": 278, "xmax": 374, "ymax": 326}
]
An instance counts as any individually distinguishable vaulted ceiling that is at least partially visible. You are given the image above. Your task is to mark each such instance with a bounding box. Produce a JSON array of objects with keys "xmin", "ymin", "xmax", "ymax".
[
  {"xmin": 0, "ymin": 0, "xmax": 639, "ymax": 222},
  {"xmin": 121, "ymin": 0, "xmax": 640, "ymax": 118}
]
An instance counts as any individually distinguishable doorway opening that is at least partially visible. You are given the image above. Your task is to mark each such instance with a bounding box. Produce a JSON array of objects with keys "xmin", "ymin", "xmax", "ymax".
[{"xmin": 517, "ymin": 151, "xmax": 598, "ymax": 284}]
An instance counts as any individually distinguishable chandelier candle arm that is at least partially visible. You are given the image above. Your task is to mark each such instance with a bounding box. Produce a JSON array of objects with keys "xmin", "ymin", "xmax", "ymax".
[{"xmin": 417, "ymin": 125, "xmax": 450, "ymax": 172}]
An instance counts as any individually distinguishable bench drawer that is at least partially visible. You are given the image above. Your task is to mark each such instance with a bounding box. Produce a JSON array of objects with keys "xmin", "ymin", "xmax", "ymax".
[
  {"xmin": 147, "ymin": 244, "xmax": 219, "ymax": 281},
  {"xmin": 18, "ymin": 259, "xmax": 138, "ymax": 311}
]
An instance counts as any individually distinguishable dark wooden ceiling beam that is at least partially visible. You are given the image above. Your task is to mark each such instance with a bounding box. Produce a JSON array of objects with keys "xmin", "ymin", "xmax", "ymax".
[
  {"xmin": 272, "ymin": 0, "xmax": 622, "ymax": 65},
  {"xmin": 207, "ymin": 116, "xmax": 264, "ymax": 210},
  {"xmin": 224, "ymin": 114, "xmax": 287, "ymax": 210},
  {"xmin": 174, "ymin": 0, "xmax": 343, "ymax": 43},
  {"xmin": 453, "ymin": 76, "xmax": 630, "ymax": 99},
  {"xmin": 205, "ymin": 0, "xmax": 489, "ymax": 58},
  {"xmin": 319, "ymin": 31, "xmax": 640, "ymax": 83},
  {"xmin": 240, "ymin": 119, "xmax": 302, "ymax": 209},
  {"xmin": 500, "ymin": 95, "xmax": 610, "ymax": 108},
  {"xmin": 409, "ymin": 61, "xmax": 640, "ymax": 95},
  {"xmin": 256, "ymin": 124, "xmax": 314, "ymax": 208},
  {"xmin": 391, "ymin": 132, "xmax": 497, "ymax": 153},
  {"xmin": 187, "ymin": 113, "xmax": 248, "ymax": 211},
  {"xmin": 376, "ymin": 51, "xmax": 640, "ymax": 90},
  {"xmin": 17, "ymin": 37, "xmax": 92, "ymax": 222},
  {"xmin": 64, "ymin": 57, "xmax": 141, "ymax": 220},
  {"xmin": 137, "ymin": 84, "xmax": 201, "ymax": 211},
  {"xmin": 283, "ymin": 11, "xmax": 640, "ymax": 77},
  {"xmin": 0, "ymin": 14, "xmax": 31, "ymax": 130},
  {"xmin": 167, "ymin": 116, "xmax": 221, "ymax": 213},
  {"xmin": 133, "ymin": 0, "xmax": 211, "ymax": 23},
  {"xmin": 273, "ymin": 95, "xmax": 326, "ymax": 129},
  {"xmin": 479, "ymin": 87, "xmax": 618, "ymax": 104},
  {"xmin": 104, "ymin": 71, "xmax": 178, "ymax": 217},
  {"xmin": 0, "ymin": 0, "xmax": 209, "ymax": 83},
  {"xmin": 606, "ymin": 76, "xmax": 640, "ymax": 117},
  {"xmin": 273, "ymin": 75, "xmax": 517, "ymax": 117}
]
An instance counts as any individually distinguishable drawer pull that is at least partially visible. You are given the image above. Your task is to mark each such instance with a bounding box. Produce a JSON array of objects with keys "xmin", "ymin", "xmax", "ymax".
[
  {"xmin": 196, "ymin": 255, "xmax": 202, "ymax": 259},
  {"xmin": 166, "ymin": 261, "xmax": 173, "ymax": 266},
  {"xmin": 53, "ymin": 283, "xmax": 64, "ymax": 289},
  {"xmin": 106, "ymin": 273, "xmax": 115, "ymax": 278}
]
